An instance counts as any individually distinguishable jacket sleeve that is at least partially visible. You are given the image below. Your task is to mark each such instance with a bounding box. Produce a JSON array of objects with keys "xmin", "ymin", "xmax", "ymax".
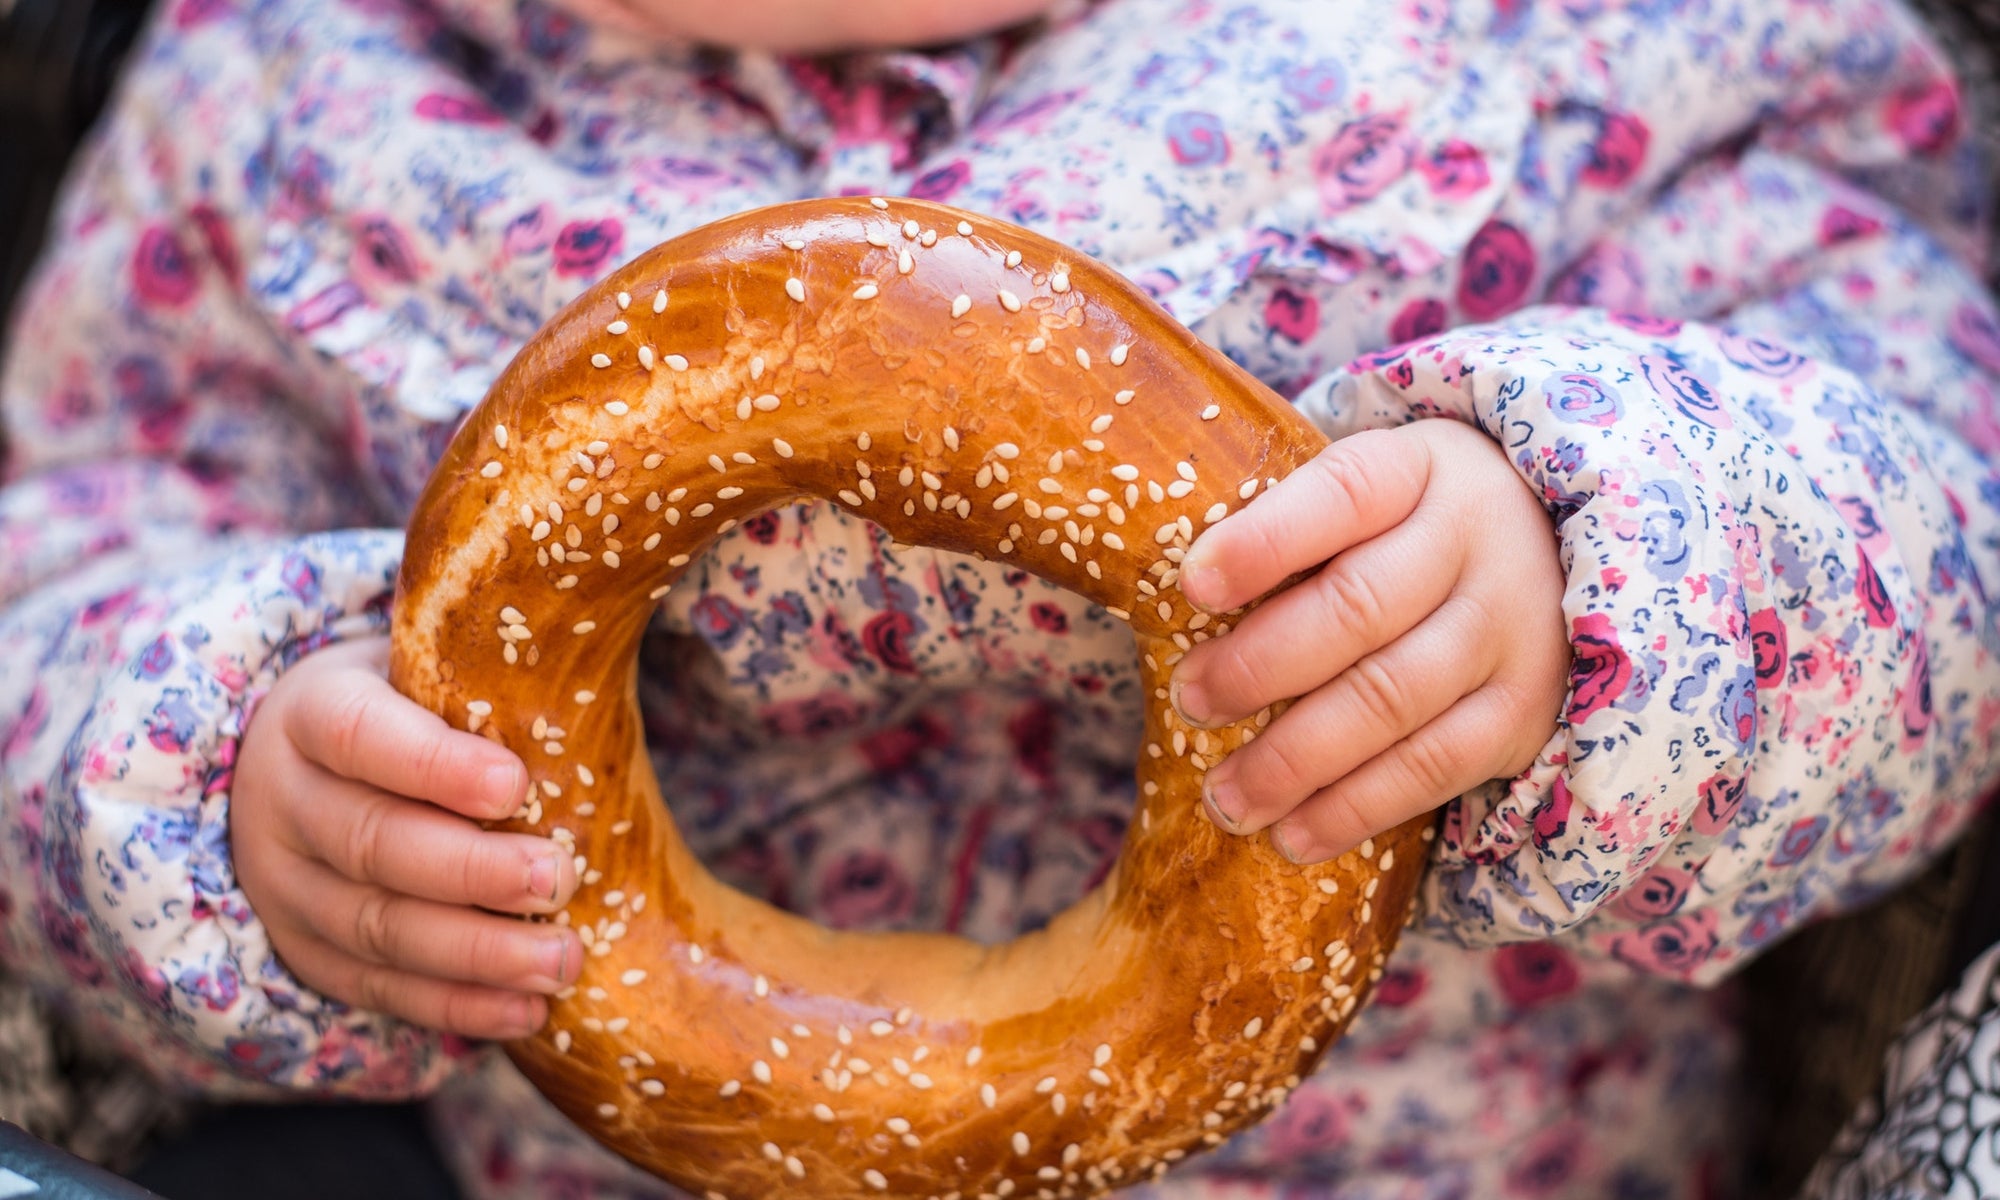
[
  {"xmin": 1292, "ymin": 191, "xmax": 2000, "ymax": 983},
  {"xmin": 0, "ymin": 84, "xmax": 466, "ymax": 1099}
]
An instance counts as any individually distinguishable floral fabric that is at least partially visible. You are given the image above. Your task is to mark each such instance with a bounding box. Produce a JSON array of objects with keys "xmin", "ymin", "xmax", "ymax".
[{"xmin": 3, "ymin": 0, "xmax": 1999, "ymax": 1196}]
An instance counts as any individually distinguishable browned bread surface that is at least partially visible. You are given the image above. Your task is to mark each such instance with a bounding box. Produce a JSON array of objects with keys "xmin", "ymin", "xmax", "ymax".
[{"xmin": 389, "ymin": 197, "xmax": 1429, "ymax": 1199}]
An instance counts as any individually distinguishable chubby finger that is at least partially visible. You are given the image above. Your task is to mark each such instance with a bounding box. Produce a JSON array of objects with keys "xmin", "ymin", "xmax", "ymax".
[
  {"xmin": 1171, "ymin": 515, "xmax": 1462, "ymax": 729},
  {"xmin": 1265, "ymin": 685, "xmax": 1533, "ymax": 864},
  {"xmin": 293, "ymin": 858, "xmax": 580, "ymax": 995},
  {"xmin": 1200, "ymin": 598, "xmax": 1494, "ymax": 836},
  {"xmin": 288, "ymin": 648, "xmax": 528, "ymax": 821},
  {"xmin": 278, "ymin": 931, "xmax": 550, "ymax": 1041},
  {"xmin": 1179, "ymin": 427, "xmax": 1430, "ymax": 614},
  {"xmin": 289, "ymin": 767, "xmax": 578, "ymax": 914}
]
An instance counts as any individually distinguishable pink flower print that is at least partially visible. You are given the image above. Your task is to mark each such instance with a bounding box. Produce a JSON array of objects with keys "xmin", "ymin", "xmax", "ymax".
[
  {"xmin": 1818, "ymin": 204, "xmax": 1885, "ymax": 247},
  {"xmin": 1613, "ymin": 867, "xmax": 1691, "ymax": 921},
  {"xmin": 133, "ymin": 226, "xmax": 198, "ymax": 308},
  {"xmin": 1885, "ymin": 79, "xmax": 1961, "ymax": 155},
  {"xmin": 1371, "ymin": 965, "xmax": 1428, "ymax": 1008},
  {"xmin": 1456, "ymin": 219, "xmax": 1535, "ymax": 321},
  {"xmin": 1256, "ymin": 1084, "xmax": 1353, "ymax": 1159},
  {"xmin": 1768, "ymin": 815, "xmax": 1828, "ymax": 868},
  {"xmin": 1639, "ymin": 354, "xmax": 1731, "ymax": 428},
  {"xmin": 1389, "ymin": 297, "xmax": 1448, "ymax": 343},
  {"xmin": 1314, "ymin": 114, "xmax": 1413, "ymax": 212},
  {"xmin": 1578, "ymin": 112, "xmax": 1649, "ymax": 188},
  {"xmin": 1505, "ymin": 1120, "xmax": 1587, "ymax": 1195},
  {"xmin": 551, "ymin": 218, "xmax": 625, "ymax": 278},
  {"xmin": 1547, "ymin": 244, "xmax": 1644, "ymax": 312},
  {"xmin": 1606, "ymin": 911, "xmax": 1719, "ymax": 979},
  {"xmin": 350, "ymin": 215, "xmax": 422, "ymax": 288},
  {"xmin": 1566, "ymin": 612, "xmax": 1631, "ymax": 721},
  {"xmin": 816, "ymin": 849, "xmax": 916, "ymax": 930},
  {"xmin": 1280, "ymin": 60, "xmax": 1346, "ymax": 113},
  {"xmin": 189, "ymin": 204, "xmax": 240, "ymax": 287},
  {"xmin": 1417, "ymin": 138, "xmax": 1490, "ymax": 199},
  {"xmin": 1165, "ymin": 111, "xmax": 1230, "ymax": 167},
  {"xmin": 1854, "ymin": 546, "xmax": 1897, "ymax": 629},
  {"xmin": 1546, "ymin": 372, "xmax": 1623, "ymax": 427},
  {"xmin": 910, "ymin": 159, "xmax": 971, "ymax": 202},
  {"xmin": 1948, "ymin": 302, "xmax": 2000, "ymax": 374},
  {"xmin": 1748, "ymin": 607, "xmax": 1788, "ymax": 686},
  {"xmin": 414, "ymin": 92, "xmax": 506, "ymax": 125},
  {"xmin": 1491, "ymin": 942, "xmax": 1580, "ymax": 1008},
  {"xmin": 503, "ymin": 204, "xmax": 555, "ymax": 258},
  {"xmin": 1264, "ymin": 287, "xmax": 1320, "ymax": 343}
]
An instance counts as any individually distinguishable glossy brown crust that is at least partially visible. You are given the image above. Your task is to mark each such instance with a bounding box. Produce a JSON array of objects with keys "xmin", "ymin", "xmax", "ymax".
[{"xmin": 388, "ymin": 198, "xmax": 1430, "ymax": 1199}]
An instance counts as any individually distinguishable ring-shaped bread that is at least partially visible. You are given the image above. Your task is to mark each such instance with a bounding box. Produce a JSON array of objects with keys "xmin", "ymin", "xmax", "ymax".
[{"xmin": 389, "ymin": 198, "xmax": 1431, "ymax": 1199}]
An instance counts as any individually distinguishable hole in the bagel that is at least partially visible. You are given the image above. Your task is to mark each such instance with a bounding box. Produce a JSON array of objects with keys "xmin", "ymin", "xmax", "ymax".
[{"xmin": 635, "ymin": 507, "xmax": 1144, "ymax": 945}]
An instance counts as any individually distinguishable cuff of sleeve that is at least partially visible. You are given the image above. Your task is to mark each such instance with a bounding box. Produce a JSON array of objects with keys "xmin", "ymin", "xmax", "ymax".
[{"xmin": 63, "ymin": 530, "xmax": 470, "ymax": 1096}]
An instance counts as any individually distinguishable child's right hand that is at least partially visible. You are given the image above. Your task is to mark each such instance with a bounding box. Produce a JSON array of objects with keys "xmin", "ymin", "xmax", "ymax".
[{"xmin": 233, "ymin": 638, "xmax": 581, "ymax": 1040}]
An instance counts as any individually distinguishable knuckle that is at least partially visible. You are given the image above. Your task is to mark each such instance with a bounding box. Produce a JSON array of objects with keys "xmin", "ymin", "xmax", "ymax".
[
  {"xmin": 1396, "ymin": 726, "xmax": 1467, "ymax": 801},
  {"xmin": 342, "ymin": 798, "xmax": 392, "ymax": 884},
  {"xmin": 352, "ymin": 965, "xmax": 398, "ymax": 1017},
  {"xmin": 351, "ymin": 891, "xmax": 400, "ymax": 964},
  {"xmin": 1243, "ymin": 728, "xmax": 1315, "ymax": 803},
  {"xmin": 1345, "ymin": 654, "xmax": 1417, "ymax": 729},
  {"xmin": 1306, "ymin": 791, "xmax": 1375, "ymax": 856},
  {"xmin": 1305, "ymin": 445, "xmax": 1373, "ymax": 520},
  {"xmin": 319, "ymin": 680, "xmax": 380, "ymax": 768},
  {"xmin": 1314, "ymin": 562, "xmax": 1388, "ymax": 639}
]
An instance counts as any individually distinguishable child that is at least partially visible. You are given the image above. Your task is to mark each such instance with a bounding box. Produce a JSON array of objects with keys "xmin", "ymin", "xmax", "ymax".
[{"xmin": 3, "ymin": 0, "xmax": 1998, "ymax": 1196}]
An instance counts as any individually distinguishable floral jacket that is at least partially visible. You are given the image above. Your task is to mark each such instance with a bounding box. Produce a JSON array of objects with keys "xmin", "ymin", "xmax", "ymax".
[{"xmin": 4, "ymin": 0, "xmax": 2000, "ymax": 1196}]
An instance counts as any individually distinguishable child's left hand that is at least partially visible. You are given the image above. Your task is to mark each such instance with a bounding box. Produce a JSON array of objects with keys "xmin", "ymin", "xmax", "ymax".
[{"xmin": 1169, "ymin": 419, "xmax": 1571, "ymax": 865}]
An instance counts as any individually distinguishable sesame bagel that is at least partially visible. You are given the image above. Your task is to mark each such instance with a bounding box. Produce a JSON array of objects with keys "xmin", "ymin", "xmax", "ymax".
[{"xmin": 388, "ymin": 197, "xmax": 1431, "ymax": 1199}]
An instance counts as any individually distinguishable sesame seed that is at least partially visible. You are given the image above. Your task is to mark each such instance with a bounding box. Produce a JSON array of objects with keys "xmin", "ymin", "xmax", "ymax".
[
  {"xmin": 718, "ymin": 486, "xmax": 744, "ymax": 500},
  {"xmin": 605, "ymin": 401, "xmax": 628, "ymax": 416},
  {"xmin": 1244, "ymin": 1017, "xmax": 1264, "ymax": 1039},
  {"xmin": 994, "ymin": 442, "xmax": 1021, "ymax": 459},
  {"xmin": 1095, "ymin": 1044, "xmax": 1113, "ymax": 1066},
  {"xmin": 653, "ymin": 289, "xmax": 668, "ymax": 313},
  {"xmin": 854, "ymin": 283, "xmax": 880, "ymax": 300},
  {"xmin": 719, "ymin": 1081, "xmax": 742, "ymax": 1098},
  {"xmin": 1176, "ymin": 461, "xmax": 1198, "ymax": 482},
  {"xmin": 785, "ymin": 238, "xmax": 806, "ymax": 251},
  {"xmin": 752, "ymin": 1060, "xmax": 772, "ymax": 1084},
  {"xmin": 1115, "ymin": 389, "xmax": 1136, "ymax": 405},
  {"xmin": 598, "ymin": 1103, "xmax": 618, "ymax": 1118},
  {"xmin": 771, "ymin": 1037, "xmax": 790, "ymax": 1059},
  {"xmin": 864, "ymin": 1169, "xmax": 888, "ymax": 1190},
  {"xmin": 1013, "ymin": 1132, "xmax": 1031, "ymax": 1156},
  {"xmin": 1112, "ymin": 464, "xmax": 1139, "ymax": 481},
  {"xmin": 762, "ymin": 1143, "xmax": 782, "ymax": 1163},
  {"xmin": 1075, "ymin": 347, "xmax": 1091, "ymax": 369},
  {"xmin": 1168, "ymin": 480, "xmax": 1196, "ymax": 499},
  {"xmin": 689, "ymin": 945, "xmax": 705, "ymax": 964},
  {"xmin": 898, "ymin": 249, "xmax": 914, "ymax": 274},
  {"xmin": 966, "ymin": 1046, "xmax": 983, "ymax": 1066},
  {"xmin": 1110, "ymin": 344, "xmax": 1129, "ymax": 366},
  {"xmin": 591, "ymin": 353, "xmax": 612, "ymax": 369},
  {"xmin": 1089, "ymin": 1067, "xmax": 1112, "ymax": 1087},
  {"xmin": 957, "ymin": 220, "xmax": 973, "ymax": 235},
  {"xmin": 867, "ymin": 231, "xmax": 892, "ymax": 248},
  {"xmin": 998, "ymin": 290, "xmax": 1021, "ymax": 312},
  {"xmin": 1201, "ymin": 404, "xmax": 1222, "ymax": 420},
  {"xmin": 639, "ymin": 1079, "xmax": 665, "ymax": 1096},
  {"xmin": 786, "ymin": 278, "xmax": 805, "ymax": 303},
  {"xmin": 870, "ymin": 1020, "xmax": 894, "ymax": 1037},
  {"xmin": 1027, "ymin": 336, "xmax": 1046, "ymax": 354},
  {"xmin": 615, "ymin": 291, "xmax": 631, "ymax": 309},
  {"xmin": 554, "ymin": 1029, "xmax": 571, "ymax": 1052},
  {"xmin": 480, "ymin": 460, "xmax": 502, "ymax": 478},
  {"xmin": 909, "ymin": 1073, "xmax": 932, "ymax": 1089},
  {"xmin": 1051, "ymin": 270, "xmax": 1070, "ymax": 293},
  {"xmin": 870, "ymin": 197, "xmax": 889, "ymax": 209},
  {"xmin": 1382, "ymin": 848, "xmax": 1397, "ymax": 871},
  {"xmin": 785, "ymin": 1157, "xmax": 804, "ymax": 1179},
  {"xmin": 607, "ymin": 320, "xmax": 628, "ymax": 335},
  {"xmin": 1005, "ymin": 250, "xmax": 1023, "ymax": 268},
  {"xmin": 981, "ymin": 1084, "xmax": 998, "ymax": 1108}
]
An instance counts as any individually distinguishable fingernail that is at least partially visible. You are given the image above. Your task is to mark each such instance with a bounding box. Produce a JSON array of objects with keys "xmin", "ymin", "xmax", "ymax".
[
  {"xmin": 485, "ymin": 762, "xmax": 524, "ymax": 812},
  {"xmin": 529, "ymin": 853, "xmax": 561, "ymax": 903},
  {"xmin": 1170, "ymin": 678, "xmax": 1214, "ymax": 729},
  {"xmin": 1180, "ymin": 563, "xmax": 1227, "ymax": 613},
  {"xmin": 539, "ymin": 935, "xmax": 573, "ymax": 986},
  {"xmin": 1269, "ymin": 823, "xmax": 1314, "ymax": 864},
  {"xmin": 1203, "ymin": 773, "xmax": 1246, "ymax": 833},
  {"xmin": 508, "ymin": 996, "xmax": 547, "ymax": 1038}
]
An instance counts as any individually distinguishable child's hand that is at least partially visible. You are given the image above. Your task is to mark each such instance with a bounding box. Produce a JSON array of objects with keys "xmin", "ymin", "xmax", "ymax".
[
  {"xmin": 234, "ymin": 638, "xmax": 581, "ymax": 1040},
  {"xmin": 1170, "ymin": 420, "xmax": 1570, "ymax": 865}
]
